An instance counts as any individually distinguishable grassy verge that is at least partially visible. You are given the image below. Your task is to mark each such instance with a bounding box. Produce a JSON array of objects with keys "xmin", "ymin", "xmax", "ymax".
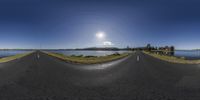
[
  {"xmin": 44, "ymin": 51, "xmax": 130, "ymax": 64},
  {"xmin": 0, "ymin": 52, "xmax": 33, "ymax": 63},
  {"xmin": 143, "ymin": 51, "xmax": 200, "ymax": 64}
]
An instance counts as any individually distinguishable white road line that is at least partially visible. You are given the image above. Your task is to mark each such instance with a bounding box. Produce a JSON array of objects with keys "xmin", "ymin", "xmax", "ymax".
[
  {"xmin": 37, "ymin": 53, "xmax": 40, "ymax": 59},
  {"xmin": 137, "ymin": 55, "xmax": 140, "ymax": 61}
]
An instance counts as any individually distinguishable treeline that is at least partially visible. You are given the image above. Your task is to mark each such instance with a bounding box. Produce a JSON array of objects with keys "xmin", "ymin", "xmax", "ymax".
[{"xmin": 144, "ymin": 44, "xmax": 175, "ymax": 56}]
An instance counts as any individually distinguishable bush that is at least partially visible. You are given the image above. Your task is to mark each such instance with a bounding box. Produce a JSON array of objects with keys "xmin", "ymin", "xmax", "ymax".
[
  {"xmin": 84, "ymin": 56, "xmax": 97, "ymax": 58},
  {"xmin": 112, "ymin": 52, "xmax": 120, "ymax": 56},
  {"xmin": 180, "ymin": 57, "xmax": 185, "ymax": 59},
  {"xmin": 77, "ymin": 55, "xmax": 83, "ymax": 57},
  {"xmin": 70, "ymin": 54, "xmax": 83, "ymax": 57}
]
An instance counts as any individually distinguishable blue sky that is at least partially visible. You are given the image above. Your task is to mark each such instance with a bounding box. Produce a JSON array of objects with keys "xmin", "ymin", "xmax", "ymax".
[{"xmin": 0, "ymin": 0, "xmax": 200, "ymax": 49}]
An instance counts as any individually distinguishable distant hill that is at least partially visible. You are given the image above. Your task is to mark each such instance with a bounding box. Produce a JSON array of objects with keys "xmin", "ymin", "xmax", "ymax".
[
  {"xmin": 75, "ymin": 47, "xmax": 120, "ymax": 51},
  {"xmin": 0, "ymin": 49, "xmax": 34, "ymax": 51},
  {"xmin": 194, "ymin": 49, "xmax": 200, "ymax": 50},
  {"xmin": 0, "ymin": 47, "xmax": 133, "ymax": 51}
]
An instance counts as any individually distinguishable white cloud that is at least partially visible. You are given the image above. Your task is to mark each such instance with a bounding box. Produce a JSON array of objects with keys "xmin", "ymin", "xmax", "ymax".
[{"xmin": 103, "ymin": 41, "xmax": 114, "ymax": 46}]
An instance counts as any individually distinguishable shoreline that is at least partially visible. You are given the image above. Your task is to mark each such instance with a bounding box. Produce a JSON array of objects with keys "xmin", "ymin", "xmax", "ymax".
[
  {"xmin": 143, "ymin": 51, "xmax": 200, "ymax": 64},
  {"xmin": 43, "ymin": 51, "xmax": 131, "ymax": 65},
  {"xmin": 0, "ymin": 52, "xmax": 34, "ymax": 63}
]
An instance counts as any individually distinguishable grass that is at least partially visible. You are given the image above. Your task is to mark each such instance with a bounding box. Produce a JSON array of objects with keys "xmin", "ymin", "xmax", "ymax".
[
  {"xmin": 143, "ymin": 51, "xmax": 200, "ymax": 64},
  {"xmin": 44, "ymin": 51, "xmax": 130, "ymax": 64},
  {"xmin": 0, "ymin": 52, "xmax": 33, "ymax": 63}
]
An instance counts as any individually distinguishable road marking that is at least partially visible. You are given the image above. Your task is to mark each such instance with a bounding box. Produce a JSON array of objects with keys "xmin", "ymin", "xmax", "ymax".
[
  {"xmin": 37, "ymin": 53, "xmax": 40, "ymax": 59},
  {"xmin": 137, "ymin": 55, "xmax": 140, "ymax": 61}
]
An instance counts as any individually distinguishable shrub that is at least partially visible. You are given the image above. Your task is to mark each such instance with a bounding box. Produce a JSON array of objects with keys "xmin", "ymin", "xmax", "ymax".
[
  {"xmin": 84, "ymin": 56, "xmax": 97, "ymax": 58},
  {"xmin": 112, "ymin": 52, "xmax": 120, "ymax": 56}
]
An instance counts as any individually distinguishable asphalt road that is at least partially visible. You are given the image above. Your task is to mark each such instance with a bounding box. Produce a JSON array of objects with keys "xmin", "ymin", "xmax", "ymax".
[{"xmin": 0, "ymin": 51, "xmax": 200, "ymax": 100}]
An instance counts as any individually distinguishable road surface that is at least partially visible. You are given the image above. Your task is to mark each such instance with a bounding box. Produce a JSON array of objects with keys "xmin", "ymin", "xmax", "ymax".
[{"xmin": 0, "ymin": 51, "xmax": 200, "ymax": 100}]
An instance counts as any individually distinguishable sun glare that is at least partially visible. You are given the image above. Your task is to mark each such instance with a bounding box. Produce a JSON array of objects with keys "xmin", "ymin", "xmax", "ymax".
[{"xmin": 96, "ymin": 32, "xmax": 105, "ymax": 39}]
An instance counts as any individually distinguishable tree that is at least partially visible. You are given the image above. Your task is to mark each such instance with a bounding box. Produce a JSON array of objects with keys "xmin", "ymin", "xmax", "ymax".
[{"xmin": 146, "ymin": 44, "xmax": 151, "ymax": 51}]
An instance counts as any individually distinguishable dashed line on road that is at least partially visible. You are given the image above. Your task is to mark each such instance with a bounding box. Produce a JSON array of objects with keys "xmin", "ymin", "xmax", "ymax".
[
  {"xmin": 137, "ymin": 55, "xmax": 140, "ymax": 61},
  {"xmin": 37, "ymin": 53, "xmax": 40, "ymax": 59}
]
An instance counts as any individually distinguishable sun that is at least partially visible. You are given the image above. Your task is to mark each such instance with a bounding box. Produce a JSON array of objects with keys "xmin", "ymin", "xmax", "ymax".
[{"xmin": 96, "ymin": 32, "xmax": 105, "ymax": 39}]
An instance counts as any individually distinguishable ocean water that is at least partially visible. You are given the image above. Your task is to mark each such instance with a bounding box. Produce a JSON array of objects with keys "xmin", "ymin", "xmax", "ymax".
[
  {"xmin": 0, "ymin": 50, "xmax": 31, "ymax": 58},
  {"xmin": 175, "ymin": 50, "xmax": 200, "ymax": 60},
  {"xmin": 1, "ymin": 50, "xmax": 199, "ymax": 60},
  {"xmin": 48, "ymin": 50, "xmax": 132, "ymax": 56}
]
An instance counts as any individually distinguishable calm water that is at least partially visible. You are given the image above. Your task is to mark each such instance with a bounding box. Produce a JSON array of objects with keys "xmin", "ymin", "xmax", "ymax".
[
  {"xmin": 51, "ymin": 50, "xmax": 200, "ymax": 59},
  {"xmin": 49, "ymin": 50, "xmax": 132, "ymax": 56},
  {"xmin": 0, "ymin": 50, "xmax": 31, "ymax": 58},
  {"xmin": 1, "ymin": 50, "xmax": 199, "ymax": 60},
  {"xmin": 175, "ymin": 50, "xmax": 200, "ymax": 60}
]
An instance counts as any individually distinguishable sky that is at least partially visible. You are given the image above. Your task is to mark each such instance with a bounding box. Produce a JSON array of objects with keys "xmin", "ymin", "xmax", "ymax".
[{"xmin": 0, "ymin": 0, "xmax": 200, "ymax": 49}]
